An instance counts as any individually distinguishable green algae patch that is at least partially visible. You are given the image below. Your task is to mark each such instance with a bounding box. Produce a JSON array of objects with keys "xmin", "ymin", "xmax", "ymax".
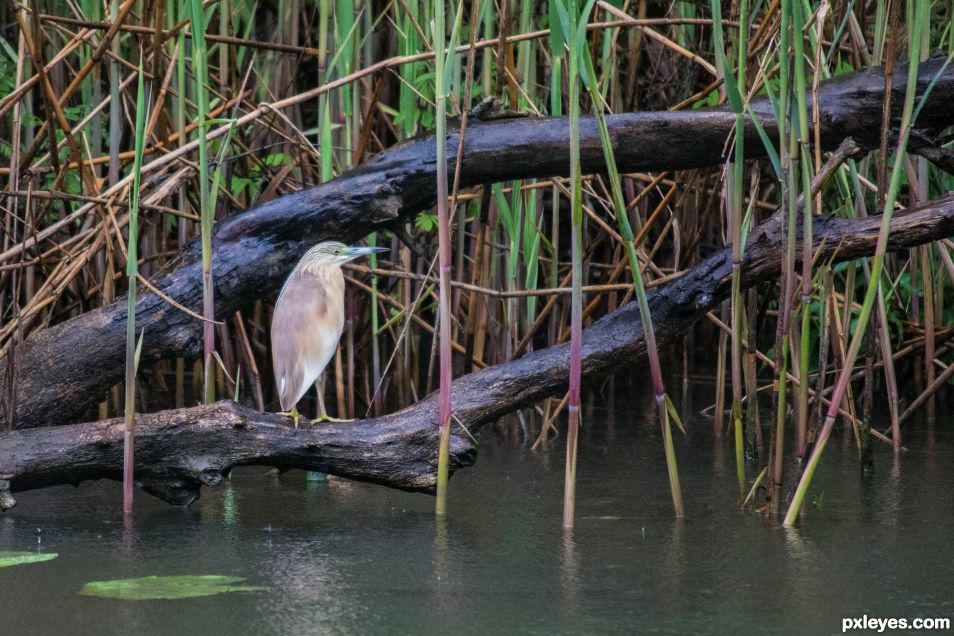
[
  {"xmin": 79, "ymin": 575, "xmax": 266, "ymax": 600},
  {"xmin": 0, "ymin": 551, "xmax": 58, "ymax": 568}
]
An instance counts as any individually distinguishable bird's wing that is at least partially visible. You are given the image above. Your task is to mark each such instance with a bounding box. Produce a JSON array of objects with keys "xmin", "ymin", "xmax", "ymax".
[{"xmin": 271, "ymin": 272, "xmax": 333, "ymax": 410}]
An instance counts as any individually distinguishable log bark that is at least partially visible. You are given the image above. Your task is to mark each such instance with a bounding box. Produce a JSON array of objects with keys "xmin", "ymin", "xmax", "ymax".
[
  {"xmin": 442, "ymin": 195, "xmax": 954, "ymax": 427},
  {"xmin": 3, "ymin": 193, "xmax": 954, "ymax": 507},
  {"xmin": 3, "ymin": 55, "xmax": 954, "ymax": 428},
  {"xmin": 0, "ymin": 401, "xmax": 476, "ymax": 510}
]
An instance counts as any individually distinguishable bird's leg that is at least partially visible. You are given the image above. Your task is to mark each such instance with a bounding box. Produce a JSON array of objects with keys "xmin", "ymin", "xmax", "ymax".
[
  {"xmin": 277, "ymin": 406, "xmax": 301, "ymax": 428},
  {"xmin": 311, "ymin": 374, "xmax": 354, "ymax": 424}
]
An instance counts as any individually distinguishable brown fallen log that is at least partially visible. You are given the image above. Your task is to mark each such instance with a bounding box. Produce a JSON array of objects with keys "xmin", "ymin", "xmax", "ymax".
[
  {"xmin": 3, "ymin": 193, "xmax": 953, "ymax": 507},
  {"xmin": 0, "ymin": 401, "xmax": 476, "ymax": 510},
  {"xmin": 4, "ymin": 55, "xmax": 954, "ymax": 429}
]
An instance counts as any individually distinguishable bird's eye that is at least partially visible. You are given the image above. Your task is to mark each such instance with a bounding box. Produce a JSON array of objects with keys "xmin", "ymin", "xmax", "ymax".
[{"xmin": 334, "ymin": 248, "xmax": 341, "ymax": 255}]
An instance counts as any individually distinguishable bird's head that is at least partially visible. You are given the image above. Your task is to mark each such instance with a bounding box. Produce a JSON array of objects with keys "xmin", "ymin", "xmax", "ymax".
[{"xmin": 298, "ymin": 241, "xmax": 388, "ymax": 270}]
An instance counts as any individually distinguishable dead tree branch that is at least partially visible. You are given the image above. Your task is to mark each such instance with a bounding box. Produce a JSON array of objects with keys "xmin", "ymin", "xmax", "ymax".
[
  {"xmin": 3, "ymin": 193, "xmax": 954, "ymax": 507},
  {"xmin": 3, "ymin": 55, "xmax": 954, "ymax": 429}
]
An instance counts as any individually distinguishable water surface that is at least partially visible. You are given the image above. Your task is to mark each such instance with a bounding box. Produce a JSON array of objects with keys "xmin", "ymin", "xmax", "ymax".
[{"xmin": 2, "ymin": 393, "xmax": 952, "ymax": 634}]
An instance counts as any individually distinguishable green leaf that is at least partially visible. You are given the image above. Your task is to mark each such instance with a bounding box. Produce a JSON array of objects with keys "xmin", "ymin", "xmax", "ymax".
[
  {"xmin": 233, "ymin": 364, "xmax": 241, "ymax": 402},
  {"xmin": 420, "ymin": 109, "xmax": 434, "ymax": 129},
  {"xmin": 0, "ymin": 551, "xmax": 58, "ymax": 568},
  {"xmin": 126, "ymin": 57, "xmax": 148, "ymax": 276},
  {"xmin": 742, "ymin": 466, "xmax": 768, "ymax": 508},
  {"xmin": 492, "ymin": 184, "xmax": 516, "ymax": 234},
  {"xmin": 440, "ymin": 3, "xmax": 465, "ymax": 93},
  {"xmin": 79, "ymin": 575, "xmax": 266, "ymax": 601},
  {"xmin": 723, "ymin": 72, "xmax": 744, "ymax": 114},
  {"xmin": 133, "ymin": 328, "xmax": 145, "ymax": 375},
  {"xmin": 334, "ymin": 0, "xmax": 356, "ymax": 75},
  {"xmin": 745, "ymin": 102, "xmax": 781, "ymax": 180},
  {"xmin": 912, "ymin": 51, "xmax": 954, "ymax": 125},
  {"xmin": 551, "ymin": 0, "xmax": 572, "ymax": 49},
  {"xmin": 575, "ymin": 0, "xmax": 597, "ymax": 52},
  {"xmin": 230, "ymin": 176, "xmax": 253, "ymax": 198},
  {"xmin": 63, "ymin": 105, "xmax": 85, "ymax": 123},
  {"xmin": 548, "ymin": 0, "xmax": 565, "ymax": 55},
  {"xmin": 740, "ymin": 198, "xmax": 755, "ymax": 252},
  {"xmin": 264, "ymin": 152, "xmax": 289, "ymax": 167},
  {"xmin": 691, "ymin": 89, "xmax": 721, "ymax": 109},
  {"xmin": 210, "ymin": 351, "xmax": 239, "ymax": 387},
  {"xmin": 415, "ymin": 213, "xmax": 438, "ymax": 232},
  {"xmin": 664, "ymin": 393, "xmax": 686, "ymax": 435},
  {"xmin": 0, "ymin": 34, "xmax": 18, "ymax": 63}
]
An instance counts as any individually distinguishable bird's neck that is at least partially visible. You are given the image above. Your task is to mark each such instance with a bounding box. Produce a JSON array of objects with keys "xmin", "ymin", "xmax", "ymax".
[{"xmin": 295, "ymin": 261, "xmax": 342, "ymax": 283}]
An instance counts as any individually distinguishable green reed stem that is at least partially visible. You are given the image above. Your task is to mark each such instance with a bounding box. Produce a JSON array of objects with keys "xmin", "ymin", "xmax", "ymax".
[
  {"xmin": 732, "ymin": 0, "xmax": 748, "ymax": 500},
  {"xmin": 583, "ymin": 51, "xmax": 683, "ymax": 517},
  {"xmin": 123, "ymin": 59, "xmax": 148, "ymax": 515},
  {"xmin": 434, "ymin": 0, "xmax": 452, "ymax": 515},
  {"xmin": 548, "ymin": 0, "xmax": 564, "ymax": 337},
  {"xmin": 792, "ymin": 0, "xmax": 813, "ymax": 460},
  {"xmin": 174, "ymin": 0, "xmax": 189, "ymax": 408},
  {"xmin": 318, "ymin": 0, "xmax": 333, "ymax": 181},
  {"xmin": 523, "ymin": 187, "xmax": 541, "ymax": 327},
  {"xmin": 554, "ymin": 0, "xmax": 595, "ymax": 529},
  {"xmin": 785, "ymin": 0, "xmax": 928, "ymax": 526},
  {"xmin": 188, "ymin": 0, "xmax": 215, "ymax": 403},
  {"xmin": 771, "ymin": 0, "xmax": 794, "ymax": 507},
  {"xmin": 712, "ymin": 0, "xmax": 747, "ymax": 499},
  {"xmin": 108, "ymin": 0, "xmax": 121, "ymax": 187}
]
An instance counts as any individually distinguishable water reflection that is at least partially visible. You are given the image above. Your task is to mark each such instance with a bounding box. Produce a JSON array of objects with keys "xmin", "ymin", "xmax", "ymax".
[
  {"xmin": 560, "ymin": 529, "xmax": 580, "ymax": 616},
  {"xmin": 665, "ymin": 519, "xmax": 685, "ymax": 572},
  {"xmin": 712, "ymin": 429, "xmax": 726, "ymax": 474},
  {"xmin": 781, "ymin": 524, "xmax": 815, "ymax": 564},
  {"xmin": 434, "ymin": 515, "xmax": 449, "ymax": 586},
  {"xmin": 223, "ymin": 484, "xmax": 239, "ymax": 524},
  {"xmin": 1, "ymin": 395, "xmax": 952, "ymax": 634},
  {"xmin": 880, "ymin": 453, "xmax": 902, "ymax": 526}
]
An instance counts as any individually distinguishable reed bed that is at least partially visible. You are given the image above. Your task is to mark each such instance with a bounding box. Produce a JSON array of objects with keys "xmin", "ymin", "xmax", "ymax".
[{"xmin": 0, "ymin": 0, "xmax": 951, "ymax": 524}]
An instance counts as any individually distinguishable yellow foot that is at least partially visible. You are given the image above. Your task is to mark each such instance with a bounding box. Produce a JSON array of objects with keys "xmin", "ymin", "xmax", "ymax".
[
  {"xmin": 278, "ymin": 408, "xmax": 301, "ymax": 428},
  {"xmin": 310, "ymin": 414, "xmax": 354, "ymax": 425}
]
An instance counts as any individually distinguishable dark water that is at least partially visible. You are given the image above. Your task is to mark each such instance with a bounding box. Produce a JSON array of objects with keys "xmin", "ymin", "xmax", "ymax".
[{"xmin": 2, "ymin": 391, "xmax": 953, "ymax": 635}]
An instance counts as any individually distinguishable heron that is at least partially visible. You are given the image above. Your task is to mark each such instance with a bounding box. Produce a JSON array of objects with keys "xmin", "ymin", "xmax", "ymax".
[{"xmin": 271, "ymin": 241, "xmax": 386, "ymax": 427}]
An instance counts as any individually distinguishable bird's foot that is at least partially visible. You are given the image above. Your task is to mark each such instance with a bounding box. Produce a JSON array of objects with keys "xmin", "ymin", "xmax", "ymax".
[
  {"xmin": 310, "ymin": 413, "xmax": 354, "ymax": 425},
  {"xmin": 278, "ymin": 408, "xmax": 301, "ymax": 428}
]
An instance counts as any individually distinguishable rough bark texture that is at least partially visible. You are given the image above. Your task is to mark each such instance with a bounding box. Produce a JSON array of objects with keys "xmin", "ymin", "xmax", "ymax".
[
  {"xmin": 0, "ymin": 400, "xmax": 475, "ymax": 510},
  {"xmin": 3, "ymin": 193, "xmax": 954, "ymax": 507},
  {"xmin": 441, "ymin": 194, "xmax": 954, "ymax": 427},
  {"xmin": 4, "ymin": 55, "xmax": 954, "ymax": 429}
]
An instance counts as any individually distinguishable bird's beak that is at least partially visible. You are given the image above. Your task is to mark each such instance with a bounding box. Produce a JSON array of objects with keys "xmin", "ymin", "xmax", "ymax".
[{"xmin": 343, "ymin": 246, "xmax": 388, "ymax": 260}]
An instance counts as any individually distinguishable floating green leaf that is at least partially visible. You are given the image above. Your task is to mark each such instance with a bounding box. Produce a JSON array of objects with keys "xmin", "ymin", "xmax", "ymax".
[
  {"xmin": 79, "ymin": 575, "xmax": 266, "ymax": 601},
  {"xmin": 0, "ymin": 551, "xmax": 58, "ymax": 568}
]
